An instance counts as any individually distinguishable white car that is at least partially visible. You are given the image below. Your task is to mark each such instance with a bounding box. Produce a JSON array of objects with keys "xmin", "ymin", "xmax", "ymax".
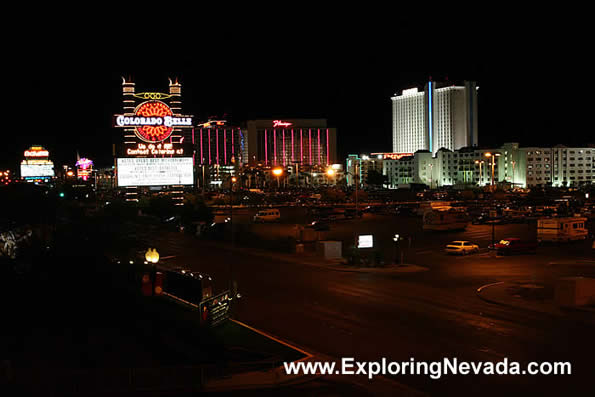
[{"xmin": 445, "ymin": 241, "xmax": 480, "ymax": 255}]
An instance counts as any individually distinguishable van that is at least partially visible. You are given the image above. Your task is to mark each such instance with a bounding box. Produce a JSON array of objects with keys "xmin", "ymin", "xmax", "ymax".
[
  {"xmin": 537, "ymin": 217, "xmax": 588, "ymax": 243},
  {"xmin": 253, "ymin": 209, "xmax": 281, "ymax": 223}
]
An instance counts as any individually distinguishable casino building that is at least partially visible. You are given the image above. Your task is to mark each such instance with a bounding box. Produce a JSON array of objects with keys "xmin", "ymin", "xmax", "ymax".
[
  {"xmin": 194, "ymin": 119, "xmax": 245, "ymax": 187},
  {"xmin": 392, "ymin": 81, "xmax": 479, "ymax": 155},
  {"xmin": 243, "ymin": 119, "xmax": 337, "ymax": 169}
]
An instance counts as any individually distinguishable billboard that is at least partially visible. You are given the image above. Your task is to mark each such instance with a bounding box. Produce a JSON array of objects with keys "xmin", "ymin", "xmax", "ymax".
[
  {"xmin": 20, "ymin": 163, "xmax": 55, "ymax": 178},
  {"xmin": 357, "ymin": 234, "xmax": 374, "ymax": 249},
  {"xmin": 117, "ymin": 157, "xmax": 193, "ymax": 187}
]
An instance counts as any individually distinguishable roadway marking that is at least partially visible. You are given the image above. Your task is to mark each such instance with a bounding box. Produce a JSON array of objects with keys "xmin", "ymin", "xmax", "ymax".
[
  {"xmin": 230, "ymin": 318, "xmax": 314, "ymax": 360},
  {"xmin": 476, "ymin": 281, "xmax": 505, "ymax": 293}
]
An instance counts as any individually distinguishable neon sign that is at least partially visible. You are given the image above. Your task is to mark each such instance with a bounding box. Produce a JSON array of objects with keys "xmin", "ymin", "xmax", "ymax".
[
  {"xmin": 114, "ymin": 100, "xmax": 193, "ymax": 143},
  {"xmin": 75, "ymin": 158, "xmax": 93, "ymax": 170},
  {"xmin": 24, "ymin": 147, "xmax": 49, "ymax": 157},
  {"xmin": 371, "ymin": 153, "xmax": 413, "ymax": 160},
  {"xmin": 133, "ymin": 92, "xmax": 173, "ymax": 100},
  {"xmin": 126, "ymin": 142, "xmax": 184, "ymax": 156},
  {"xmin": 273, "ymin": 120, "xmax": 292, "ymax": 128}
]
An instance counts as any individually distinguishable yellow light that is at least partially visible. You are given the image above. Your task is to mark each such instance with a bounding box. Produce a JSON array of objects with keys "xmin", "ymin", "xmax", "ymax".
[
  {"xmin": 145, "ymin": 248, "xmax": 159, "ymax": 264},
  {"xmin": 326, "ymin": 168, "xmax": 335, "ymax": 176},
  {"xmin": 484, "ymin": 152, "xmax": 492, "ymax": 158},
  {"xmin": 272, "ymin": 168, "xmax": 283, "ymax": 176},
  {"xmin": 231, "ymin": 176, "xmax": 237, "ymax": 183}
]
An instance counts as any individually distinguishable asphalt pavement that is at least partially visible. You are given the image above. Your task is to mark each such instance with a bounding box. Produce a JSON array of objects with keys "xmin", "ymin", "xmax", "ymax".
[{"xmin": 133, "ymin": 213, "xmax": 595, "ymax": 396}]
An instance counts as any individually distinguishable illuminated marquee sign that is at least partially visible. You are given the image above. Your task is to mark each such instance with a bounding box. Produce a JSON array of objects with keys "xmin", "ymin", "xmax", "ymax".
[
  {"xmin": 357, "ymin": 235, "xmax": 374, "ymax": 249},
  {"xmin": 24, "ymin": 146, "xmax": 49, "ymax": 158},
  {"xmin": 117, "ymin": 157, "xmax": 193, "ymax": 187},
  {"xmin": 273, "ymin": 120, "xmax": 292, "ymax": 128},
  {"xmin": 114, "ymin": 100, "xmax": 193, "ymax": 143},
  {"xmin": 126, "ymin": 142, "xmax": 184, "ymax": 156},
  {"xmin": 371, "ymin": 153, "xmax": 414, "ymax": 160}
]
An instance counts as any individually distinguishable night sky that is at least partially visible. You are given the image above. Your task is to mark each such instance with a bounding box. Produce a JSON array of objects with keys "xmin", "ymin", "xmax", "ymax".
[{"xmin": 3, "ymin": 19, "xmax": 590, "ymax": 171}]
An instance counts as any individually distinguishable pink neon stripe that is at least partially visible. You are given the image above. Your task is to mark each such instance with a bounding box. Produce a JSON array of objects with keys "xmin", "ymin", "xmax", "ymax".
[
  {"xmin": 265, "ymin": 129, "xmax": 268, "ymax": 165},
  {"xmin": 282, "ymin": 130, "xmax": 286, "ymax": 166},
  {"xmin": 200, "ymin": 129, "xmax": 203, "ymax": 163},
  {"xmin": 231, "ymin": 128, "xmax": 234, "ymax": 155},
  {"xmin": 224, "ymin": 129, "xmax": 227, "ymax": 164},
  {"xmin": 326, "ymin": 128, "xmax": 329, "ymax": 165},
  {"xmin": 291, "ymin": 129, "xmax": 294, "ymax": 162},
  {"xmin": 309, "ymin": 129, "xmax": 312, "ymax": 165},
  {"xmin": 208, "ymin": 129, "xmax": 211, "ymax": 164},
  {"xmin": 317, "ymin": 128, "xmax": 321, "ymax": 165},
  {"xmin": 274, "ymin": 129, "xmax": 277, "ymax": 165},
  {"xmin": 216, "ymin": 129, "xmax": 219, "ymax": 165},
  {"xmin": 300, "ymin": 129, "xmax": 303, "ymax": 162},
  {"xmin": 192, "ymin": 127, "xmax": 195, "ymax": 144}
]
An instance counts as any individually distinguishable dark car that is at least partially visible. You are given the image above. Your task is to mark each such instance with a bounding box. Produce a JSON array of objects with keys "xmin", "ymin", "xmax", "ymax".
[
  {"xmin": 308, "ymin": 220, "xmax": 330, "ymax": 231},
  {"xmin": 494, "ymin": 238, "xmax": 537, "ymax": 255},
  {"xmin": 344, "ymin": 209, "xmax": 363, "ymax": 219}
]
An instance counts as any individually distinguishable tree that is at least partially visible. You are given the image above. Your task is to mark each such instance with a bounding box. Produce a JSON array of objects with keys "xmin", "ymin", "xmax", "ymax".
[{"xmin": 366, "ymin": 170, "xmax": 388, "ymax": 187}]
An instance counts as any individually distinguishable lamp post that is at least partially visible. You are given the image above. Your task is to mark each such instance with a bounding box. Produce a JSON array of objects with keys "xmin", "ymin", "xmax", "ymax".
[
  {"xmin": 511, "ymin": 160, "xmax": 516, "ymax": 188},
  {"xmin": 428, "ymin": 163, "xmax": 433, "ymax": 189},
  {"xmin": 326, "ymin": 167, "xmax": 335, "ymax": 186},
  {"xmin": 145, "ymin": 248, "xmax": 159, "ymax": 295},
  {"xmin": 230, "ymin": 176, "xmax": 236, "ymax": 297},
  {"xmin": 272, "ymin": 167, "xmax": 283, "ymax": 189},
  {"xmin": 475, "ymin": 160, "xmax": 485, "ymax": 186},
  {"xmin": 393, "ymin": 233, "xmax": 401, "ymax": 265},
  {"xmin": 484, "ymin": 152, "xmax": 501, "ymax": 191}
]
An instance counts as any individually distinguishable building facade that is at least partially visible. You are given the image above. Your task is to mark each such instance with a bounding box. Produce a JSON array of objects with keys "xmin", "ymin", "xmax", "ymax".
[
  {"xmin": 243, "ymin": 119, "xmax": 337, "ymax": 168},
  {"xmin": 378, "ymin": 143, "xmax": 594, "ymax": 189},
  {"xmin": 523, "ymin": 146, "xmax": 594, "ymax": 187},
  {"xmin": 392, "ymin": 81, "xmax": 478, "ymax": 155}
]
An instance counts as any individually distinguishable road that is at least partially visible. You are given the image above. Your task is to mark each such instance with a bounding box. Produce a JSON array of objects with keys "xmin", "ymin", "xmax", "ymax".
[{"xmin": 133, "ymin": 213, "xmax": 595, "ymax": 396}]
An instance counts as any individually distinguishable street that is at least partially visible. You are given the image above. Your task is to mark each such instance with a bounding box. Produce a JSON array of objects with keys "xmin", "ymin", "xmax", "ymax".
[{"xmin": 135, "ymin": 212, "xmax": 595, "ymax": 396}]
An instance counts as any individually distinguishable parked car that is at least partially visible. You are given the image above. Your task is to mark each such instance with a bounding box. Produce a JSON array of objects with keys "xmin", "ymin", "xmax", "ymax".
[
  {"xmin": 253, "ymin": 209, "xmax": 280, "ymax": 223},
  {"xmin": 494, "ymin": 238, "xmax": 538, "ymax": 255},
  {"xmin": 444, "ymin": 241, "xmax": 480, "ymax": 255}
]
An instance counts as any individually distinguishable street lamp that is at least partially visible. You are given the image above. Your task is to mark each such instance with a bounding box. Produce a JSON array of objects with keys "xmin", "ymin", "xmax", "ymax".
[
  {"xmin": 427, "ymin": 163, "xmax": 433, "ymax": 189},
  {"xmin": 484, "ymin": 152, "xmax": 501, "ymax": 190},
  {"xmin": 145, "ymin": 248, "xmax": 159, "ymax": 296},
  {"xmin": 393, "ymin": 233, "xmax": 402, "ymax": 265},
  {"xmin": 326, "ymin": 167, "xmax": 335, "ymax": 186},
  {"xmin": 511, "ymin": 160, "xmax": 516, "ymax": 188},
  {"xmin": 475, "ymin": 160, "xmax": 485, "ymax": 186},
  {"xmin": 272, "ymin": 167, "xmax": 283, "ymax": 189}
]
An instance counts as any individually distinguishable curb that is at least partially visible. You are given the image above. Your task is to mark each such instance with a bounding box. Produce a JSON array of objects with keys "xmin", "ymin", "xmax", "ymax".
[{"xmin": 476, "ymin": 281, "xmax": 595, "ymax": 324}]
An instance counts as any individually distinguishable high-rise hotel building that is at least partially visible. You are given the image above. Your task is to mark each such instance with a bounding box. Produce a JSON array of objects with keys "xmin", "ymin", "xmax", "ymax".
[{"xmin": 392, "ymin": 81, "xmax": 479, "ymax": 155}]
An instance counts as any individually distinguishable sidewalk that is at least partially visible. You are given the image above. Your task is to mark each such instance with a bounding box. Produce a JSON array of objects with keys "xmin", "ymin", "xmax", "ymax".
[
  {"xmin": 201, "ymin": 241, "xmax": 429, "ymax": 274},
  {"xmin": 476, "ymin": 280, "xmax": 595, "ymax": 324}
]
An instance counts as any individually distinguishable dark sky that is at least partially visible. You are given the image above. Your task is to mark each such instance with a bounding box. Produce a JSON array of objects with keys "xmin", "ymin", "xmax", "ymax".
[{"xmin": 3, "ymin": 17, "xmax": 590, "ymax": 170}]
